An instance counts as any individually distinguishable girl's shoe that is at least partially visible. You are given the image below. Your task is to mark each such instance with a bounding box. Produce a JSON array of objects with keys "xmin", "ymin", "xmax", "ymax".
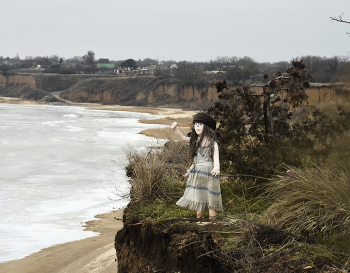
[{"xmin": 209, "ymin": 216, "xmax": 216, "ymax": 220}]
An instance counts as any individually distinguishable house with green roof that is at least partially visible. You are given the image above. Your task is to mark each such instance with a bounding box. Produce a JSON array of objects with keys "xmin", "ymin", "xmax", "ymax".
[{"xmin": 97, "ymin": 63, "xmax": 115, "ymax": 73}]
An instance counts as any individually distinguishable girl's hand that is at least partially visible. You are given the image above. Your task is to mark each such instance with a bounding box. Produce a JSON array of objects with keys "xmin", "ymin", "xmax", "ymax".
[
  {"xmin": 211, "ymin": 166, "xmax": 220, "ymax": 177},
  {"xmin": 171, "ymin": 122, "xmax": 178, "ymax": 130},
  {"xmin": 171, "ymin": 122, "xmax": 190, "ymax": 143}
]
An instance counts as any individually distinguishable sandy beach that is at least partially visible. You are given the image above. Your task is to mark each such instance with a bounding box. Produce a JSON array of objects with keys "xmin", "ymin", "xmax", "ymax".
[
  {"xmin": 0, "ymin": 209, "xmax": 123, "ymax": 273},
  {"xmin": 0, "ymin": 97, "xmax": 196, "ymax": 273}
]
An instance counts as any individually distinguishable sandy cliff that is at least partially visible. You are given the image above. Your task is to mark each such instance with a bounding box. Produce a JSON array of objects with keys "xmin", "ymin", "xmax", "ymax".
[
  {"xmin": 0, "ymin": 74, "xmax": 36, "ymax": 89},
  {"xmin": 60, "ymin": 77, "xmax": 219, "ymax": 108},
  {"xmin": 1, "ymin": 74, "xmax": 340, "ymax": 109}
]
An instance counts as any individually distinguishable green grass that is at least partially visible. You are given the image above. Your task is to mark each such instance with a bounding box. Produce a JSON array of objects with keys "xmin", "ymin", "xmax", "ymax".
[
  {"xmin": 125, "ymin": 199, "xmax": 196, "ymax": 224},
  {"xmin": 220, "ymin": 179, "xmax": 272, "ymax": 218}
]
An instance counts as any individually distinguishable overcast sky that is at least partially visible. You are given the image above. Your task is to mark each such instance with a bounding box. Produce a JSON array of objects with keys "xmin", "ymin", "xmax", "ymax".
[{"xmin": 1, "ymin": 0, "xmax": 349, "ymax": 63}]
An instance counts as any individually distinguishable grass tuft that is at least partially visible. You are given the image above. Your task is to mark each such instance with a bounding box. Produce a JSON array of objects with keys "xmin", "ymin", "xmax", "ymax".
[
  {"xmin": 122, "ymin": 140, "xmax": 191, "ymax": 201},
  {"xmin": 262, "ymin": 163, "xmax": 350, "ymax": 236}
]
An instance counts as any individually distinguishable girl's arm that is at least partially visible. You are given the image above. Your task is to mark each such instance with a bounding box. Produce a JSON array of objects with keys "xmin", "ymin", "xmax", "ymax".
[
  {"xmin": 211, "ymin": 142, "xmax": 220, "ymax": 177},
  {"xmin": 171, "ymin": 122, "xmax": 190, "ymax": 143}
]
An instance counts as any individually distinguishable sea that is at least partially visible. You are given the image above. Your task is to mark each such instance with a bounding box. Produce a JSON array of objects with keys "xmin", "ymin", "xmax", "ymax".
[{"xmin": 0, "ymin": 103, "xmax": 163, "ymax": 263}]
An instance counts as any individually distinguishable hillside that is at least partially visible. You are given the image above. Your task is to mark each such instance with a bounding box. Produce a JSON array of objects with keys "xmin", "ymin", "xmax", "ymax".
[
  {"xmin": 0, "ymin": 74, "xmax": 219, "ymax": 109},
  {"xmin": 0, "ymin": 73, "xmax": 343, "ymax": 110},
  {"xmin": 60, "ymin": 76, "xmax": 219, "ymax": 109},
  {"xmin": 0, "ymin": 73, "xmax": 118, "ymax": 103}
]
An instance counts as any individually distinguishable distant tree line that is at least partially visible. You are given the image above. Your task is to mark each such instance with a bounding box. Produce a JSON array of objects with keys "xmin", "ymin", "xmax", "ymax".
[
  {"xmin": 302, "ymin": 55, "xmax": 350, "ymax": 83},
  {"xmin": 1, "ymin": 52, "xmax": 349, "ymax": 84}
]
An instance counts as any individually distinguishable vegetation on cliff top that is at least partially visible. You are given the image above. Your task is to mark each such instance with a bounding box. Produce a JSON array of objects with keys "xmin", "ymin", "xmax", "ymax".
[{"xmin": 116, "ymin": 59, "xmax": 350, "ymax": 272}]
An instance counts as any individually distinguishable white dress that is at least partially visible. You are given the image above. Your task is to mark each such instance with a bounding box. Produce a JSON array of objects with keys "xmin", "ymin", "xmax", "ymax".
[{"xmin": 176, "ymin": 142, "xmax": 223, "ymax": 212}]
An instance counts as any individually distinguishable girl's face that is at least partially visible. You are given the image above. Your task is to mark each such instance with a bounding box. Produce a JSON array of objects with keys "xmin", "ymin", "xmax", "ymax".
[{"xmin": 194, "ymin": 123, "xmax": 204, "ymax": 136}]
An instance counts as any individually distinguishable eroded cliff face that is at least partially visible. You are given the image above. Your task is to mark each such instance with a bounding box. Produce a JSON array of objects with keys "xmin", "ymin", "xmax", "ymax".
[
  {"xmin": 1, "ymin": 74, "xmax": 337, "ymax": 109},
  {"xmin": 61, "ymin": 90, "xmax": 119, "ymax": 104},
  {"xmin": 60, "ymin": 77, "xmax": 219, "ymax": 108},
  {"xmin": 0, "ymin": 74, "xmax": 38, "ymax": 98},
  {"xmin": 0, "ymin": 74, "xmax": 36, "ymax": 89},
  {"xmin": 115, "ymin": 203, "xmax": 224, "ymax": 273},
  {"xmin": 60, "ymin": 77, "xmax": 338, "ymax": 109},
  {"xmin": 147, "ymin": 84, "xmax": 218, "ymax": 104}
]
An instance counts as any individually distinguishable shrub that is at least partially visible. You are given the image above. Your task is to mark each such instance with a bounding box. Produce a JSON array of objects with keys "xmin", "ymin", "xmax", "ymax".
[
  {"xmin": 207, "ymin": 60, "xmax": 350, "ymax": 179},
  {"xmin": 20, "ymin": 89, "xmax": 52, "ymax": 101}
]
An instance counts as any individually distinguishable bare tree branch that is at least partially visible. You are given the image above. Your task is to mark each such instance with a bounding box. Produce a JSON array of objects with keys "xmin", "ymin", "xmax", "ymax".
[
  {"xmin": 330, "ymin": 13, "xmax": 350, "ymax": 24},
  {"xmin": 330, "ymin": 13, "xmax": 350, "ymax": 35}
]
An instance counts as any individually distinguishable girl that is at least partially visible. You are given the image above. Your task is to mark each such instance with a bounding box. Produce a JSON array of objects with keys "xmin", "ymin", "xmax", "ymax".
[{"xmin": 171, "ymin": 112, "xmax": 223, "ymax": 219}]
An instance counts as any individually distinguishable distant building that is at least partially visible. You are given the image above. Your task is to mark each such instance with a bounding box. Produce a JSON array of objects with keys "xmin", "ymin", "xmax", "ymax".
[
  {"xmin": 204, "ymin": 71, "xmax": 225, "ymax": 80},
  {"xmin": 98, "ymin": 63, "xmax": 115, "ymax": 69},
  {"xmin": 134, "ymin": 68, "xmax": 150, "ymax": 75},
  {"xmin": 97, "ymin": 63, "xmax": 115, "ymax": 73},
  {"xmin": 143, "ymin": 65, "xmax": 157, "ymax": 75}
]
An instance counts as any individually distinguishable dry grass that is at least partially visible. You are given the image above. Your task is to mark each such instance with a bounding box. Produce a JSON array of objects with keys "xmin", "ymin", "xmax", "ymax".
[
  {"xmin": 122, "ymin": 140, "xmax": 191, "ymax": 201},
  {"xmin": 250, "ymin": 85, "xmax": 338, "ymax": 106},
  {"xmin": 262, "ymin": 163, "xmax": 350, "ymax": 236},
  {"xmin": 317, "ymin": 99, "xmax": 350, "ymax": 120},
  {"xmin": 325, "ymin": 132, "xmax": 350, "ymax": 170},
  {"xmin": 306, "ymin": 87, "xmax": 337, "ymax": 105}
]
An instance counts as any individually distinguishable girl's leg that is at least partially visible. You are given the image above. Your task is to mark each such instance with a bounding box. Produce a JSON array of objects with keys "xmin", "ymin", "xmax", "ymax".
[
  {"xmin": 197, "ymin": 210, "xmax": 204, "ymax": 218},
  {"xmin": 209, "ymin": 209, "xmax": 217, "ymax": 219}
]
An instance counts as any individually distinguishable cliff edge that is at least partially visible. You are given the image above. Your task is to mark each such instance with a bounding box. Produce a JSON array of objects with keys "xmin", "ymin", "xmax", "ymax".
[{"xmin": 60, "ymin": 76, "xmax": 219, "ymax": 109}]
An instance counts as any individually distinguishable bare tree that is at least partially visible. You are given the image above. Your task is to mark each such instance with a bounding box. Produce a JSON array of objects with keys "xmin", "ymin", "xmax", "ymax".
[
  {"xmin": 23, "ymin": 56, "xmax": 34, "ymax": 68},
  {"xmin": 13, "ymin": 53, "xmax": 20, "ymax": 62},
  {"xmin": 215, "ymin": 56, "xmax": 231, "ymax": 70},
  {"xmin": 82, "ymin": 51, "xmax": 97, "ymax": 73},
  {"xmin": 225, "ymin": 66, "xmax": 243, "ymax": 85},
  {"xmin": 98, "ymin": 58, "xmax": 110, "ymax": 64},
  {"xmin": 33, "ymin": 56, "xmax": 50, "ymax": 66},
  {"xmin": 83, "ymin": 51, "xmax": 95, "ymax": 65},
  {"xmin": 48, "ymin": 55, "xmax": 60, "ymax": 63},
  {"xmin": 173, "ymin": 61, "xmax": 205, "ymax": 86},
  {"xmin": 67, "ymin": 56, "xmax": 83, "ymax": 64},
  {"xmin": 141, "ymin": 58, "xmax": 158, "ymax": 67},
  {"xmin": 163, "ymin": 60, "xmax": 177, "ymax": 67},
  {"xmin": 0, "ymin": 64, "xmax": 10, "ymax": 75}
]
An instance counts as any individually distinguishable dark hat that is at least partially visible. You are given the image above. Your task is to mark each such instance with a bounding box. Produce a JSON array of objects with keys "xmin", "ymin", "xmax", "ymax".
[{"xmin": 193, "ymin": 112, "xmax": 216, "ymax": 131}]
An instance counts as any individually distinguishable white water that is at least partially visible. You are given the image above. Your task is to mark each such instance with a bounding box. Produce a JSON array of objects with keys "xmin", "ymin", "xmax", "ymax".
[{"xmin": 0, "ymin": 103, "xmax": 163, "ymax": 262}]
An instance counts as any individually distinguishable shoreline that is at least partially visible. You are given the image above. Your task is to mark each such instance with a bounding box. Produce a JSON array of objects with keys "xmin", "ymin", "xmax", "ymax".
[
  {"xmin": 0, "ymin": 96, "xmax": 196, "ymax": 139},
  {"xmin": 0, "ymin": 97, "xmax": 196, "ymax": 272},
  {"xmin": 0, "ymin": 209, "xmax": 124, "ymax": 273}
]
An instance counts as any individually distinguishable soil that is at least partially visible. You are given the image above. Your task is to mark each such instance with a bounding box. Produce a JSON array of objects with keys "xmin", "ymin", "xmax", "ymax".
[
  {"xmin": 115, "ymin": 201, "xmax": 348, "ymax": 273},
  {"xmin": 115, "ymin": 214, "xmax": 225, "ymax": 272}
]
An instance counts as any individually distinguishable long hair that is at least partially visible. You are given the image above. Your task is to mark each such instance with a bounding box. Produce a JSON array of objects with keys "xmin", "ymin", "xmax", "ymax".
[{"xmin": 189, "ymin": 123, "xmax": 218, "ymax": 158}]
